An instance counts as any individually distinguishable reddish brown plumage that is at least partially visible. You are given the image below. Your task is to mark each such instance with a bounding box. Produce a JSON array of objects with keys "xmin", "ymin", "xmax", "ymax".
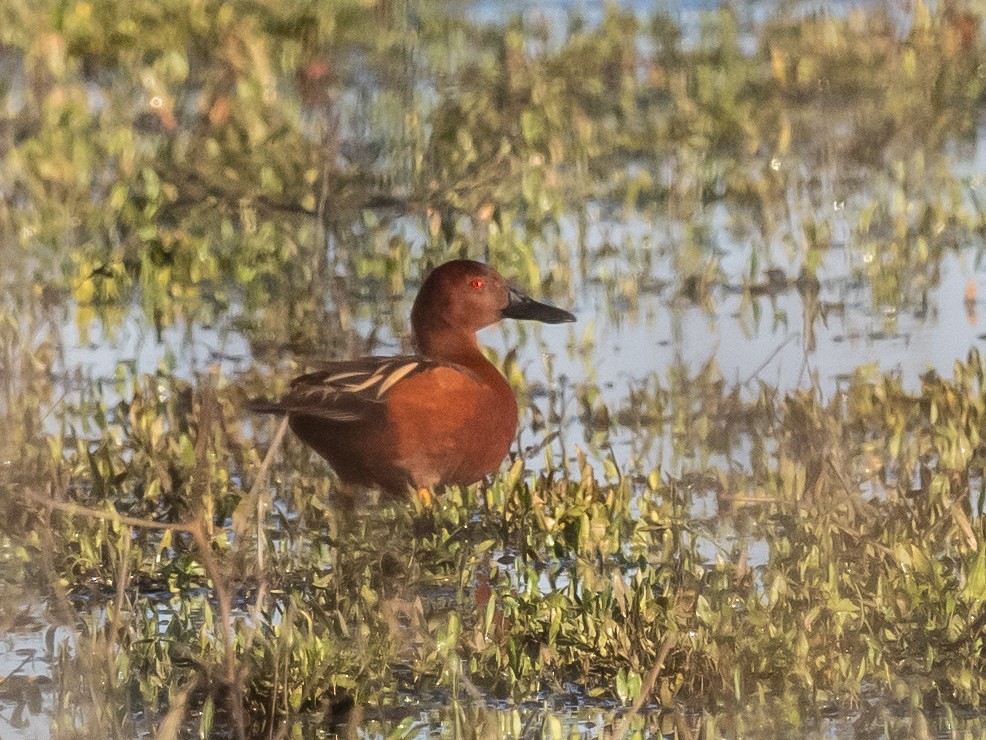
[{"xmin": 253, "ymin": 260, "xmax": 574, "ymax": 497}]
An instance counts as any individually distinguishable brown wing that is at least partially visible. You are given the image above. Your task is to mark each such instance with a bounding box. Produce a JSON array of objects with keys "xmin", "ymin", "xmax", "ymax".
[{"xmin": 251, "ymin": 355, "xmax": 454, "ymax": 423}]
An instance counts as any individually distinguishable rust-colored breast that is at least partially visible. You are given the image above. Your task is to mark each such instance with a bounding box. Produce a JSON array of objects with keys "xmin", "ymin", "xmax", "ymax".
[{"xmin": 384, "ymin": 364, "xmax": 519, "ymax": 489}]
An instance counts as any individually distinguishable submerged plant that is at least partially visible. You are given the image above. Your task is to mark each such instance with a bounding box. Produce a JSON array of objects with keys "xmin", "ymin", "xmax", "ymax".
[{"xmin": 3, "ymin": 0, "xmax": 986, "ymax": 736}]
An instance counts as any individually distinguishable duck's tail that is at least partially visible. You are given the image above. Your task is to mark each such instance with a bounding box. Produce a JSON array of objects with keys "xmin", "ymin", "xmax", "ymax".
[{"xmin": 245, "ymin": 398, "xmax": 288, "ymax": 415}]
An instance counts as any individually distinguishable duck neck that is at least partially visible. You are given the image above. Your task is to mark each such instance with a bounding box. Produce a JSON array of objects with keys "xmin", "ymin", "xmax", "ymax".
[{"xmin": 416, "ymin": 325, "xmax": 496, "ymax": 375}]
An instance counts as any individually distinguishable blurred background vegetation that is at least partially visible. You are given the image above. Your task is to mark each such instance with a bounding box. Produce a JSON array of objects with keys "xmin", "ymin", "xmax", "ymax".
[{"xmin": 5, "ymin": 0, "xmax": 986, "ymax": 736}]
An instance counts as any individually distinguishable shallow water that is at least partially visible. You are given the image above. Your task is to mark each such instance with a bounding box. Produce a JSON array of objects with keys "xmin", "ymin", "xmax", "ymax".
[{"xmin": 5, "ymin": 0, "xmax": 986, "ymax": 735}]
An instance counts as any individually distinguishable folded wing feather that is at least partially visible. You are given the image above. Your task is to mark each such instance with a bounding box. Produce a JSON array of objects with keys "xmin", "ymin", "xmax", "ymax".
[{"xmin": 250, "ymin": 356, "xmax": 462, "ymax": 423}]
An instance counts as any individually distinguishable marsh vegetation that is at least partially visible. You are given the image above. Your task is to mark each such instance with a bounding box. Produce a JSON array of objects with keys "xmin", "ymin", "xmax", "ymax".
[{"xmin": 3, "ymin": 0, "xmax": 986, "ymax": 736}]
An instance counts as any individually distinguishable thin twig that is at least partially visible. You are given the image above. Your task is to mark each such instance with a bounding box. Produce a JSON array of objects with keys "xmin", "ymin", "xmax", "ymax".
[
  {"xmin": 105, "ymin": 529, "xmax": 132, "ymax": 670},
  {"xmin": 455, "ymin": 663, "xmax": 486, "ymax": 703},
  {"xmin": 154, "ymin": 675, "xmax": 200, "ymax": 740},
  {"xmin": 189, "ymin": 521, "xmax": 246, "ymax": 740},
  {"xmin": 235, "ymin": 412, "xmax": 289, "ymax": 726},
  {"xmin": 825, "ymin": 452, "xmax": 875, "ymax": 520},
  {"xmin": 610, "ymin": 633, "xmax": 677, "ymax": 739},
  {"xmin": 190, "ymin": 388, "xmax": 248, "ymax": 740},
  {"xmin": 233, "ymin": 415, "xmax": 289, "ymax": 552},
  {"xmin": 951, "ymin": 501, "xmax": 978, "ymax": 550},
  {"xmin": 253, "ymin": 416, "xmax": 289, "ymax": 573},
  {"xmin": 19, "ymin": 488, "xmax": 196, "ymax": 532},
  {"xmin": 742, "ymin": 332, "xmax": 798, "ymax": 387},
  {"xmin": 238, "ymin": 418, "xmax": 291, "ymax": 740},
  {"xmin": 674, "ymin": 705, "xmax": 697, "ymax": 740}
]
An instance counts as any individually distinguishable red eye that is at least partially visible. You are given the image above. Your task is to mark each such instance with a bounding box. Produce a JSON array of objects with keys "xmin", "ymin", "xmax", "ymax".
[{"xmin": 469, "ymin": 278, "xmax": 485, "ymax": 290}]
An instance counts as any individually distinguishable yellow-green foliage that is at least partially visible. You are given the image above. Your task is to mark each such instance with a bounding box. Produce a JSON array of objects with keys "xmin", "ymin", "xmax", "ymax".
[{"xmin": 4, "ymin": 0, "xmax": 986, "ymax": 736}]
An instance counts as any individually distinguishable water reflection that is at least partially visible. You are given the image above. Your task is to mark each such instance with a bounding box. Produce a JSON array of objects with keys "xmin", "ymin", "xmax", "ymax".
[
  {"xmin": 5, "ymin": 0, "xmax": 986, "ymax": 734},
  {"xmin": 51, "ymin": 223, "xmax": 986, "ymax": 474}
]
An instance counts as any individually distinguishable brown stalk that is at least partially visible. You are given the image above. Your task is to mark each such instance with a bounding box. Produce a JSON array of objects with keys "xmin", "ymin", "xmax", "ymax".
[
  {"xmin": 609, "ymin": 633, "xmax": 677, "ymax": 739},
  {"xmin": 188, "ymin": 385, "xmax": 248, "ymax": 740},
  {"xmin": 105, "ymin": 528, "xmax": 132, "ymax": 675},
  {"xmin": 20, "ymin": 487, "xmax": 196, "ymax": 532}
]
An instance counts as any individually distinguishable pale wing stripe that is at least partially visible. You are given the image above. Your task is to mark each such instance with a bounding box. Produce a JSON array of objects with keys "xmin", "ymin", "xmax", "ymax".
[
  {"xmin": 343, "ymin": 370, "xmax": 388, "ymax": 393},
  {"xmin": 376, "ymin": 361, "xmax": 420, "ymax": 398},
  {"xmin": 320, "ymin": 371, "xmax": 364, "ymax": 385},
  {"xmin": 324, "ymin": 411, "xmax": 361, "ymax": 421},
  {"xmin": 294, "ymin": 386, "xmax": 337, "ymax": 404}
]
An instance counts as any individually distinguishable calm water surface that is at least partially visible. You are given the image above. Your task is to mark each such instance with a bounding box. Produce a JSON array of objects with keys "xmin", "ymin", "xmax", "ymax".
[{"xmin": 5, "ymin": 0, "xmax": 986, "ymax": 735}]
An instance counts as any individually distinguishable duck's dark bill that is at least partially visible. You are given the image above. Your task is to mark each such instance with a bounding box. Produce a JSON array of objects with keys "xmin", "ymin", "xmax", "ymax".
[{"xmin": 501, "ymin": 288, "xmax": 576, "ymax": 324}]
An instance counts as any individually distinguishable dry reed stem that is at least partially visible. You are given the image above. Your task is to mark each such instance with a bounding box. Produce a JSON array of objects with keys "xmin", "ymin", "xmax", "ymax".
[
  {"xmin": 609, "ymin": 633, "xmax": 677, "ymax": 739},
  {"xmin": 189, "ymin": 386, "xmax": 247, "ymax": 740}
]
